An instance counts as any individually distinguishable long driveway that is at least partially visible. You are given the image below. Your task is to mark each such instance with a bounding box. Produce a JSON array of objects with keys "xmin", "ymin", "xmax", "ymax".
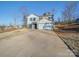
[{"xmin": 0, "ymin": 29, "xmax": 75, "ymax": 57}]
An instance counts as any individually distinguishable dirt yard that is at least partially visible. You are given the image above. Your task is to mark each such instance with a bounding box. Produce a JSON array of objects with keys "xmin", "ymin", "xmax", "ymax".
[{"xmin": 56, "ymin": 32, "xmax": 79, "ymax": 56}]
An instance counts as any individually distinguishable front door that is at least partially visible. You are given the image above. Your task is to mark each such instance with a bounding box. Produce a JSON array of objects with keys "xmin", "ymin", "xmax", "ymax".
[{"xmin": 34, "ymin": 23, "xmax": 37, "ymax": 29}]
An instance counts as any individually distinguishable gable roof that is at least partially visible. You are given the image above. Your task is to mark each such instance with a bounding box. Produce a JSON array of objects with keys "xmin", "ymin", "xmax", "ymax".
[{"xmin": 26, "ymin": 14, "xmax": 39, "ymax": 17}]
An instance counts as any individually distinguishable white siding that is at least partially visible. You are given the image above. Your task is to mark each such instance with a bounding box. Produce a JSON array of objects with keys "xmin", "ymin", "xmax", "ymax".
[
  {"xmin": 37, "ymin": 18, "xmax": 53, "ymax": 30},
  {"xmin": 38, "ymin": 23, "xmax": 45, "ymax": 29},
  {"xmin": 27, "ymin": 14, "xmax": 39, "ymax": 25}
]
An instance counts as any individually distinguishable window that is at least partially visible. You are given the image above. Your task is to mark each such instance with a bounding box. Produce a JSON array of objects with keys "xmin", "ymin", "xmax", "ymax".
[
  {"xmin": 30, "ymin": 18, "xmax": 32, "ymax": 21},
  {"xmin": 33, "ymin": 18, "xmax": 36, "ymax": 21},
  {"xmin": 48, "ymin": 17, "xmax": 51, "ymax": 20},
  {"xmin": 30, "ymin": 18, "xmax": 36, "ymax": 21}
]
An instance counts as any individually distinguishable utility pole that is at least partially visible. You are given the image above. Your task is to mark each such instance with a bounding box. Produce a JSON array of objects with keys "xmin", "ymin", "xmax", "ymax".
[{"xmin": 14, "ymin": 16, "xmax": 17, "ymax": 28}]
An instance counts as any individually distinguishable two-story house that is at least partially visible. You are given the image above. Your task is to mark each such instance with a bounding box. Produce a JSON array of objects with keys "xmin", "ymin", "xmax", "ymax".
[{"xmin": 26, "ymin": 12, "xmax": 54, "ymax": 30}]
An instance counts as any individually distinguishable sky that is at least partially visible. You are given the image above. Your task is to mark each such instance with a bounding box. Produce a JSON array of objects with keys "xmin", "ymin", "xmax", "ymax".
[{"xmin": 0, "ymin": 1, "xmax": 79, "ymax": 25}]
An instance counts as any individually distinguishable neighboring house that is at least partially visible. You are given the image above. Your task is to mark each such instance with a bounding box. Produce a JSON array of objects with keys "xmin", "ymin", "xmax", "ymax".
[{"xmin": 26, "ymin": 12, "xmax": 54, "ymax": 30}]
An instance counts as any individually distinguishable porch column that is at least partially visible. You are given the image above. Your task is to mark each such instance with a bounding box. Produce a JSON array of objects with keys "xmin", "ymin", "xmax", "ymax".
[{"xmin": 32, "ymin": 24, "xmax": 35, "ymax": 29}]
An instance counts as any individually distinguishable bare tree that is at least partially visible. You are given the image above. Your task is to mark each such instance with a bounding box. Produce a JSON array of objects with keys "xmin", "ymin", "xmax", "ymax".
[
  {"xmin": 62, "ymin": 2, "xmax": 78, "ymax": 24},
  {"xmin": 20, "ymin": 6, "xmax": 27, "ymax": 28},
  {"xmin": 50, "ymin": 8, "xmax": 56, "ymax": 25},
  {"xmin": 58, "ymin": 17, "xmax": 61, "ymax": 24}
]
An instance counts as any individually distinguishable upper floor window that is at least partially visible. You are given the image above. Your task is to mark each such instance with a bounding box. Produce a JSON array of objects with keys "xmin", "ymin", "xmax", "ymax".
[
  {"xmin": 30, "ymin": 17, "xmax": 36, "ymax": 21},
  {"xmin": 48, "ymin": 17, "xmax": 52, "ymax": 20},
  {"xmin": 33, "ymin": 18, "xmax": 36, "ymax": 21},
  {"xmin": 30, "ymin": 18, "xmax": 32, "ymax": 21}
]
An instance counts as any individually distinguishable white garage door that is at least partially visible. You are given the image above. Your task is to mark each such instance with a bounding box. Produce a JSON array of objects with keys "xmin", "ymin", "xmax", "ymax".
[{"xmin": 38, "ymin": 23, "xmax": 53, "ymax": 30}]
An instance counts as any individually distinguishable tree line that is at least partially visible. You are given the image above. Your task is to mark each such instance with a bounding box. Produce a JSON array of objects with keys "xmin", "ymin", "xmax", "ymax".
[{"xmin": 55, "ymin": 2, "xmax": 79, "ymax": 25}]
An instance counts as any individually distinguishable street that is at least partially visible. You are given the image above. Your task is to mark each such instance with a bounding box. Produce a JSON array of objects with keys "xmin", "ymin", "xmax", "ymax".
[{"xmin": 0, "ymin": 29, "xmax": 75, "ymax": 57}]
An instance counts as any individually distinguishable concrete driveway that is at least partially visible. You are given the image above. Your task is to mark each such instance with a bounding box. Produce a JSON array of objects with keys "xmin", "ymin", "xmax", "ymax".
[{"xmin": 0, "ymin": 29, "xmax": 75, "ymax": 57}]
